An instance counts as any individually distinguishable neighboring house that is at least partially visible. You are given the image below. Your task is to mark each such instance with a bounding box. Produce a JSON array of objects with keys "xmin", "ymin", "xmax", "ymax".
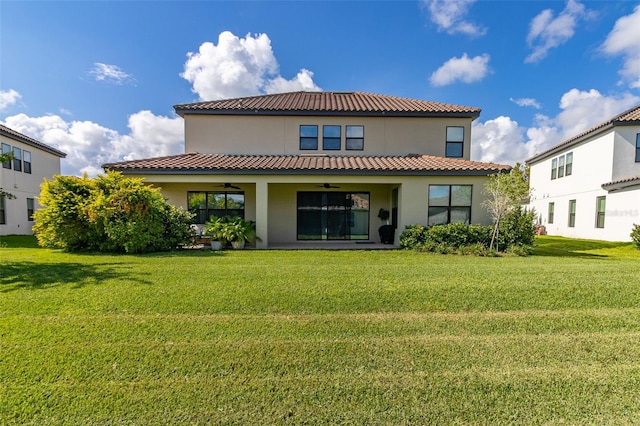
[
  {"xmin": 0, "ymin": 125, "xmax": 67, "ymax": 236},
  {"xmin": 104, "ymin": 91, "xmax": 510, "ymax": 248},
  {"xmin": 527, "ymin": 104, "xmax": 640, "ymax": 242}
]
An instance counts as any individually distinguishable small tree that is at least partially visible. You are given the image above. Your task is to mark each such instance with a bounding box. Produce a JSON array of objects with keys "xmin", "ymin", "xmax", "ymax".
[{"xmin": 482, "ymin": 163, "xmax": 532, "ymax": 251}]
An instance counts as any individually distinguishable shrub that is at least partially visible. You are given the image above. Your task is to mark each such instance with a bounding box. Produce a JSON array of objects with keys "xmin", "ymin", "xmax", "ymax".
[
  {"xmin": 399, "ymin": 219, "xmax": 531, "ymax": 256},
  {"xmin": 495, "ymin": 207, "xmax": 536, "ymax": 251},
  {"xmin": 631, "ymin": 224, "xmax": 640, "ymax": 249},
  {"xmin": 34, "ymin": 172, "xmax": 193, "ymax": 253}
]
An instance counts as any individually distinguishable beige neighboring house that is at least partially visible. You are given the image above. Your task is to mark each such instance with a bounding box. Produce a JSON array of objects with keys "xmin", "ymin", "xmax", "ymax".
[
  {"xmin": 1, "ymin": 124, "xmax": 67, "ymax": 236},
  {"xmin": 527, "ymin": 104, "xmax": 640, "ymax": 242},
  {"xmin": 104, "ymin": 91, "xmax": 510, "ymax": 248}
]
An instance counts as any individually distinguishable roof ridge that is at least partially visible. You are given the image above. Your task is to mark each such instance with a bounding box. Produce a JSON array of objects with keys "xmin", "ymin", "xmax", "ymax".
[{"xmin": 527, "ymin": 103, "xmax": 640, "ymax": 163}]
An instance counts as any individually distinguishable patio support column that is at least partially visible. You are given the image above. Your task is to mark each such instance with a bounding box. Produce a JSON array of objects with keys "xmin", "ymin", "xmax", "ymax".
[{"xmin": 255, "ymin": 180, "xmax": 269, "ymax": 249}]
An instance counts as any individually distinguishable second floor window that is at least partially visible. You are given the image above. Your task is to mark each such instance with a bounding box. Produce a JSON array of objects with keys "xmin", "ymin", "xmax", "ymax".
[
  {"xmin": 636, "ymin": 133, "xmax": 640, "ymax": 162},
  {"xmin": 23, "ymin": 151, "xmax": 32, "ymax": 174},
  {"xmin": 1, "ymin": 143, "xmax": 11, "ymax": 169},
  {"xmin": 445, "ymin": 126, "xmax": 464, "ymax": 158},
  {"xmin": 12, "ymin": 147, "xmax": 22, "ymax": 172},
  {"xmin": 346, "ymin": 125, "xmax": 364, "ymax": 150},
  {"xmin": 323, "ymin": 125, "xmax": 341, "ymax": 150},
  {"xmin": 551, "ymin": 152, "xmax": 572, "ymax": 180},
  {"xmin": 300, "ymin": 125, "xmax": 318, "ymax": 150}
]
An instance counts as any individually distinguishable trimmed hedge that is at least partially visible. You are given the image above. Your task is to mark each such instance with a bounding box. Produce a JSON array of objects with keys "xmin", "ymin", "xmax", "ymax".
[{"xmin": 400, "ymin": 207, "xmax": 535, "ymax": 256}]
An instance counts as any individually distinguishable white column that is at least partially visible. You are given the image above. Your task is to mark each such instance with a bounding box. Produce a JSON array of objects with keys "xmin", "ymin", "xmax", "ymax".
[{"xmin": 255, "ymin": 180, "xmax": 269, "ymax": 249}]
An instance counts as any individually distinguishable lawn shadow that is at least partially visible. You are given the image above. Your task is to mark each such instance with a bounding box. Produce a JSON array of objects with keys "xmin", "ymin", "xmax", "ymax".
[
  {"xmin": 0, "ymin": 261, "xmax": 152, "ymax": 292},
  {"xmin": 533, "ymin": 236, "xmax": 632, "ymax": 258}
]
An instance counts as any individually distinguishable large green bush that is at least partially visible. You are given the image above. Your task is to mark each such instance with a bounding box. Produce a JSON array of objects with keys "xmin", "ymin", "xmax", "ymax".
[
  {"xmin": 33, "ymin": 172, "xmax": 193, "ymax": 253},
  {"xmin": 495, "ymin": 206, "xmax": 536, "ymax": 251},
  {"xmin": 631, "ymin": 224, "xmax": 640, "ymax": 249}
]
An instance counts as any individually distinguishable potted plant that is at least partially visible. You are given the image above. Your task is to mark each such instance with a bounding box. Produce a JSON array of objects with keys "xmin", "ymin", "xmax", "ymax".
[
  {"xmin": 225, "ymin": 216, "xmax": 257, "ymax": 249},
  {"xmin": 377, "ymin": 208, "xmax": 394, "ymax": 244},
  {"xmin": 205, "ymin": 216, "xmax": 229, "ymax": 250}
]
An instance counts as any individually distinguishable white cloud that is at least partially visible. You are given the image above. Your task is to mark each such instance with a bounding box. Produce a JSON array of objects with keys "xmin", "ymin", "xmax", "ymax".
[
  {"xmin": 2, "ymin": 111, "xmax": 183, "ymax": 177},
  {"xmin": 600, "ymin": 5, "xmax": 640, "ymax": 88},
  {"xmin": 89, "ymin": 63, "xmax": 136, "ymax": 86},
  {"xmin": 525, "ymin": 0, "xmax": 594, "ymax": 63},
  {"xmin": 181, "ymin": 31, "xmax": 321, "ymax": 101},
  {"xmin": 430, "ymin": 53, "xmax": 490, "ymax": 86},
  {"xmin": 422, "ymin": 0, "xmax": 486, "ymax": 37},
  {"xmin": 0, "ymin": 89, "xmax": 21, "ymax": 111},
  {"xmin": 510, "ymin": 97, "xmax": 542, "ymax": 109},
  {"xmin": 472, "ymin": 88, "xmax": 639, "ymax": 165}
]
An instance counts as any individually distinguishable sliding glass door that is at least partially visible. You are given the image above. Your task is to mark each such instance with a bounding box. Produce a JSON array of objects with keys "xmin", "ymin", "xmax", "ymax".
[{"xmin": 297, "ymin": 192, "xmax": 370, "ymax": 240}]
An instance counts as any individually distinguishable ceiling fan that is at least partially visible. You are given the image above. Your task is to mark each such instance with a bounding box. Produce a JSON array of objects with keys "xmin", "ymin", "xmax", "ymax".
[
  {"xmin": 214, "ymin": 183, "xmax": 241, "ymax": 190},
  {"xmin": 317, "ymin": 183, "xmax": 340, "ymax": 189}
]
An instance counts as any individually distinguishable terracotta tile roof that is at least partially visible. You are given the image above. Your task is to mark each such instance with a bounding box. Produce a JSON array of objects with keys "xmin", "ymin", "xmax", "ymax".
[
  {"xmin": 527, "ymin": 104, "xmax": 640, "ymax": 163},
  {"xmin": 174, "ymin": 91, "xmax": 481, "ymax": 118},
  {"xmin": 0, "ymin": 124, "xmax": 67, "ymax": 157},
  {"xmin": 601, "ymin": 175, "xmax": 640, "ymax": 191},
  {"xmin": 103, "ymin": 153, "xmax": 510, "ymax": 175}
]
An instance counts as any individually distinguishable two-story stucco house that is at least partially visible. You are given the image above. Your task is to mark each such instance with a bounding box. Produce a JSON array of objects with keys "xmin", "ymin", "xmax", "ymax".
[
  {"xmin": 1, "ymin": 125, "xmax": 67, "ymax": 236},
  {"xmin": 104, "ymin": 91, "xmax": 510, "ymax": 248},
  {"xmin": 527, "ymin": 104, "xmax": 640, "ymax": 242}
]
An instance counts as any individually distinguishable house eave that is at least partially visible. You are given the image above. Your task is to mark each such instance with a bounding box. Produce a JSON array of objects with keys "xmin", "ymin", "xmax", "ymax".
[{"xmin": 105, "ymin": 168, "xmax": 501, "ymax": 177}]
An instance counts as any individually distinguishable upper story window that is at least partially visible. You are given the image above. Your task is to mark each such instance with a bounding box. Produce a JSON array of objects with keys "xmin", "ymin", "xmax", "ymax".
[
  {"xmin": 12, "ymin": 147, "xmax": 22, "ymax": 172},
  {"xmin": 551, "ymin": 152, "xmax": 572, "ymax": 180},
  {"xmin": 346, "ymin": 125, "xmax": 364, "ymax": 150},
  {"xmin": 23, "ymin": 151, "xmax": 31, "ymax": 174},
  {"xmin": 1, "ymin": 143, "xmax": 11, "ymax": 169},
  {"xmin": 323, "ymin": 125, "xmax": 341, "ymax": 150},
  {"xmin": 636, "ymin": 133, "xmax": 640, "ymax": 162},
  {"xmin": 557, "ymin": 155, "xmax": 565, "ymax": 178},
  {"xmin": 445, "ymin": 126, "xmax": 464, "ymax": 158},
  {"xmin": 300, "ymin": 125, "xmax": 318, "ymax": 150}
]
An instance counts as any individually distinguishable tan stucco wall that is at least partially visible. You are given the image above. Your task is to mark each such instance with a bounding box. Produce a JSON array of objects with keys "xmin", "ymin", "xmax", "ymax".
[
  {"xmin": 0, "ymin": 136, "xmax": 62, "ymax": 235},
  {"xmin": 138, "ymin": 173, "xmax": 493, "ymax": 246},
  {"xmin": 184, "ymin": 114, "xmax": 472, "ymax": 159}
]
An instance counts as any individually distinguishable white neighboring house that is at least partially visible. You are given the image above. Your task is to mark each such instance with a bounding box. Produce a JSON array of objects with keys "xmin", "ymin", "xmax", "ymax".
[
  {"xmin": 527, "ymin": 105, "xmax": 640, "ymax": 242},
  {"xmin": 0, "ymin": 125, "xmax": 67, "ymax": 236}
]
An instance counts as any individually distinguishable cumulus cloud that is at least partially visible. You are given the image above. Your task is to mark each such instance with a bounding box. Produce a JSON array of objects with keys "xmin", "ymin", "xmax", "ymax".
[
  {"xmin": 422, "ymin": 0, "xmax": 486, "ymax": 37},
  {"xmin": 600, "ymin": 5, "xmax": 640, "ymax": 88},
  {"xmin": 430, "ymin": 53, "xmax": 490, "ymax": 86},
  {"xmin": 89, "ymin": 63, "xmax": 136, "ymax": 86},
  {"xmin": 2, "ymin": 111, "xmax": 183, "ymax": 177},
  {"xmin": 510, "ymin": 97, "xmax": 542, "ymax": 109},
  {"xmin": 525, "ymin": 0, "xmax": 594, "ymax": 63},
  {"xmin": 181, "ymin": 31, "xmax": 321, "ymax": 101},
  {"xmin": 472, "ymin": 88, "xmax": 639, "ymax": 165},
  {"xmin": 0, "ymin": 89, "xmax": 22, "ymax": 111}
]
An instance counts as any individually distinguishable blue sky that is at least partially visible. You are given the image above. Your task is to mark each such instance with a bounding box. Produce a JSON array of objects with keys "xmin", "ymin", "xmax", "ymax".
[{"xmin": 1, "ymin": 0, "xmax": 639, "ymax": 176}]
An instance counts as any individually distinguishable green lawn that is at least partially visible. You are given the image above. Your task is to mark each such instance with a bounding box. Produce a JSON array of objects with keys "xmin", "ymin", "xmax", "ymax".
[{"xmin": 2, "ymin": 236, "xmax": 640, "ymax": 424}]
